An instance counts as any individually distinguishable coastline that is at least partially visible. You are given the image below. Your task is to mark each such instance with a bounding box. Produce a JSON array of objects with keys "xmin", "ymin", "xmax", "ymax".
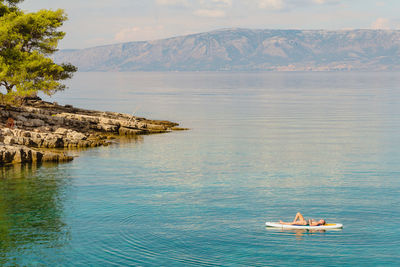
[{"xmin": 0, "ymin": 97, "xmax": 187, "ymax": 165}]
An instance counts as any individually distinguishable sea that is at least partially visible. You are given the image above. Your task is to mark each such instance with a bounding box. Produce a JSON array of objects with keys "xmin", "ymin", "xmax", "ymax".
[{"xmin": 1, "ymin": 72, "xmax": 400, "ymax": 266}]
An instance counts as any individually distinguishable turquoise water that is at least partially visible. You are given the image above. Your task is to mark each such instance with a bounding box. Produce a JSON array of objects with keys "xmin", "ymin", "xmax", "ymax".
[{"xmin": 1, "ymin": 72, "xmax": 400, "ymax": 266}]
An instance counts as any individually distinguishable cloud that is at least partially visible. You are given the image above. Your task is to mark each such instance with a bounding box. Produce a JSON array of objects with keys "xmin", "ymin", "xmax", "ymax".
[
  {"xmin": 312, "ymin": 0, "xmax": 342, "ymax": 4},
  {"xmin": 258, "ymin": 0, "xmax": 284, "ymax": 10},
  {"xmin": 157, "ymin": 0, "xmax": 342, "ymax": 15},
  {"xmin": 84, "ymin": 38, "xmax": 108, "ymax": 47},
  {"xmin": 212, "ymin": 0, "xmax": 232, "ymax": 6},
  {"xmin": 371, "ymin": 18, "xmax": 390, "ymax": 29},
  {"xmin": 257, "ymin": 0, "xmax": 342, "ymax": 10},
  {"xmin": 194, "ymin": 9, "xmax": 226, "ymax": 17},
  {"xmin": 114, "ymin": 26, "xmax": 165, "ymax": 42},
  {"xmin": 156, "ymin": 0, "xmax": 188, "ymax": 6},
  {"xmin": 157, "ymin": 0, "xmax": 231, "ymax": 8}
]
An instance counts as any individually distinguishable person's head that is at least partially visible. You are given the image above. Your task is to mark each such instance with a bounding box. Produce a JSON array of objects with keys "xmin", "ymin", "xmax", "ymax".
[{"xmin": 319, "ymin": 219, "xmax": 326, "ymax": 225}]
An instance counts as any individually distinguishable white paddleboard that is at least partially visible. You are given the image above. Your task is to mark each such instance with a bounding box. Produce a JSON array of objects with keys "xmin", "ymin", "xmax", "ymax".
[{"xmin": 266, "ymin": 222, "xmax": 343, "ymax": 230}]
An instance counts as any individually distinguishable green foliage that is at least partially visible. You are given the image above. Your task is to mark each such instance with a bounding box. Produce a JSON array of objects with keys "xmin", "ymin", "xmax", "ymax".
[
  {"xmin": 0, "ymin": 0, "xmax": 22, "ymax": 16},
  {"xmin": 0, "ymin": 0, "xmax": 77, "ymax": 98}
]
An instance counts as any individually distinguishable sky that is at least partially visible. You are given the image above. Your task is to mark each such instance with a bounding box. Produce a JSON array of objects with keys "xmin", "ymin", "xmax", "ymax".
[{"xmin": 20, "ymin": 0, "xmax": 400, "ymax": 49}]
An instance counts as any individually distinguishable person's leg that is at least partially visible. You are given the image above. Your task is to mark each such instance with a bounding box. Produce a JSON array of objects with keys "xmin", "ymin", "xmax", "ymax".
[
  {"xmin": 279, "ymin": 212, "xmax": 307, "ymax": 225},
  {"xmin": 292, "ymin": 213, "xmax": 300, "ymax": 222},
  {"xmin": 293, "ymin": 212, "xmax": 305, "ymax": 223},
  {"xmin": 279, "ymin": 220, "xmax": 307, "ymax": 225}
]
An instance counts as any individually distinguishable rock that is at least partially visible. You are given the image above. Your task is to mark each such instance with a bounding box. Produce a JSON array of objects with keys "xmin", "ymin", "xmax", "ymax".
[
  {"xmin": 22, "ymin": 131, "xmax": 31, "ymax": 138},
  {"xmin": 0, "ymin": 98, "xmax": 184, "ymax": 165},
  {"xmin": 0, "ymin": 110, "xmax": 9, "ymax": 117},
  {"xmin": 48, "ymin": 116, "xmax": 64, "ymax": 125},
  {"xmin": 0, "ymin": 149, "xmax": 16, "ymax": 163},
  {"xmin": 31, "ymin": 119, "xmax": 45, "ymax": 127},
  {"xmin": 32, "ymin": 150, "xmax": 43, "ymax": 162},
  {"xmin": 145, "ymin": 124, "xmax": 168, "ymax": 133},
  {"xmin": 42, "ymin": 137, "xmax": 64, "ymax": 148},
  {"xmin": 13, "ymin": 148, "xmax": 31, "ymax": 163},
  {"xmin": 23, "ymin": 119, "xmax": 44, "ymax": 127},
  {"xmin": 66, "ymin": 131, "xmax": 86, "ymax": 140},
  {"xmin": 55, "ymin": 127, "xmax": 69, "ymax": 135},
  {"xmin": 15, "ymin": 115, "xmax": 27, "ymax": 122},
  {"xmin": 118, "ymin": 127, "xmax": 146, "ymax": 136},
  {"xmin": 41, "ymin": 151, "xmax": 73, "ymax": 163},
  {"xmin": 137, "ymin": 122, "xmax": 147, "ymax": 129},
  {"xmin": 1, "ymin": 128, "xmax": 13, "ymax": 136},
  {"xmin": 3, "ymin": 136, "xmax": 16, "ymax": 145},
  {"xmin": 171, "ymin": 127, "xmax": 190, "ymax": 131},
  {"xmin": 99, "ymin": 124, "xmax": 118, "ymax": 132},
  {"xmin": 0, "ymin": 144, "xmax": 72, "ymax": 164}
]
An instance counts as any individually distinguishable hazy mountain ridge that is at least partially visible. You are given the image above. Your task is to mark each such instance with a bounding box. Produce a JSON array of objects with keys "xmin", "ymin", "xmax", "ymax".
[{"xmin": 55, "ymin": 28, "xmax": 400, "ymax": 71}]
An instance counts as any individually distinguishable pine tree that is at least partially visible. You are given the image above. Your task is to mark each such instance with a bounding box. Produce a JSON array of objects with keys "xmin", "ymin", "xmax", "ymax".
[{"xmin": 0, "ymin": 0, "xmax": 76, "ymax": 99}]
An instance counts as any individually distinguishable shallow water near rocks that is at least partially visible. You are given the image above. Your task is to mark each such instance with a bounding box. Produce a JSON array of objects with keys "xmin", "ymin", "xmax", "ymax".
[{"xmin": 1, "ymin": 72, "xmax": 400, "ymax": 266}]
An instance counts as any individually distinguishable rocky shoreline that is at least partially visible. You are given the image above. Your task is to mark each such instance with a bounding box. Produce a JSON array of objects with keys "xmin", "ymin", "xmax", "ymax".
[{"xmin": 0, "ymin": 97, "xmax": 186, "ymax": 165}]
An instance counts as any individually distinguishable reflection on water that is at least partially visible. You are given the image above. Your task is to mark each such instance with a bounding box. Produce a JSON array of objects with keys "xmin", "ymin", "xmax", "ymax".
[
  {"xmin": 0, "ymin": 164, "xmax": 71, "ymax": 265},
  {"xmin": 265, "ymin": 227, "xmax": 345, "ymax": 240}
]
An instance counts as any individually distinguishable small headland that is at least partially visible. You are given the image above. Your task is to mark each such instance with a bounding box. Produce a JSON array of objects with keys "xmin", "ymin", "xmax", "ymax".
[{"xmin": 0, "ymin": 97, "xmax": 187, "ymax": 165}]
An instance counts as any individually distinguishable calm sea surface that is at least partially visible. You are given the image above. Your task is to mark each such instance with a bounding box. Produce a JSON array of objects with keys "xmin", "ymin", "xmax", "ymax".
[{"xmin": 1, "ymin": 72, "xmax": 400, "ymax": 266}]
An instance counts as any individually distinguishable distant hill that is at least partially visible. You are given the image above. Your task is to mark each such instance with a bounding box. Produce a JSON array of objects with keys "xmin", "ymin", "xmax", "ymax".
[{"xmin": 55, "ymin": 28, "xmax": 400, "ymax": 71}]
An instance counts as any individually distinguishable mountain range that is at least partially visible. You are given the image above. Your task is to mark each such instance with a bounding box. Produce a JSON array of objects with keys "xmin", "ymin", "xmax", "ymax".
[{"xmin": 54, "ymin": 28, "xmax": 400, "ymax": 71}]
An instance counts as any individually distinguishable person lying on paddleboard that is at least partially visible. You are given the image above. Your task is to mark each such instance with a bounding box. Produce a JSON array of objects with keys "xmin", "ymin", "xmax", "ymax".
[{"xmin": 279, "ymin": 212, "xmax": 326, "ymax": 226}]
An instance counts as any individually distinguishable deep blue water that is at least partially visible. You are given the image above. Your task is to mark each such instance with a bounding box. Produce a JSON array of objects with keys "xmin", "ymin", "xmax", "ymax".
[{"xmin": 1, "ymin": 72, "xmax": 400, "ymax": 266}]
